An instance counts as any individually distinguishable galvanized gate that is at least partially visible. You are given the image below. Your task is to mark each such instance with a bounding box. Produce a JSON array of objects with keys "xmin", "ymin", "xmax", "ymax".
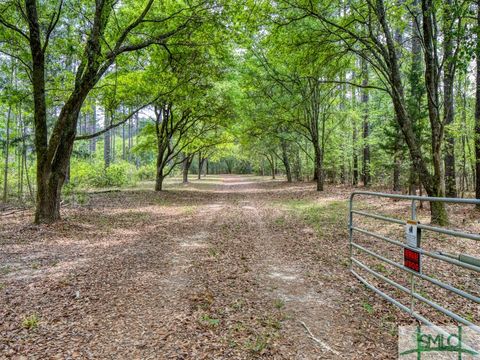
[{"xmin": 348, "ymin": 191, "xmax": 480, "ymax": 334}]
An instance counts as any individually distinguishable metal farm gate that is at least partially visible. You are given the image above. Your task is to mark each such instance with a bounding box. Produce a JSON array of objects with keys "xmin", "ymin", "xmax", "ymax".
[{"xmin": 348, "ymin": 191, "xmax": 480, "ymax": 334}]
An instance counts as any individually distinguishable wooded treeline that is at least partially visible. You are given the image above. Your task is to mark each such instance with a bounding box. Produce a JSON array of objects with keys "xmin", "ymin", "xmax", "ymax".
[{"xmin": 1, "ymin": 0, "xmax": 480, "ymax": 224}]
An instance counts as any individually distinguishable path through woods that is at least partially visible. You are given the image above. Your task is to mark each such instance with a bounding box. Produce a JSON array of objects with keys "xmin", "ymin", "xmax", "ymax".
[{"xmin": 1, "ymin": 176, "xmax": 408, "ymax": 358}]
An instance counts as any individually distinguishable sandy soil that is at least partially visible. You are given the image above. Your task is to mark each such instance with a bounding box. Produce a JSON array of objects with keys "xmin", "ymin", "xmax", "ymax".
[{"xmin": 0, "ymin": 175, "xmax": 477, "ymax": 359}]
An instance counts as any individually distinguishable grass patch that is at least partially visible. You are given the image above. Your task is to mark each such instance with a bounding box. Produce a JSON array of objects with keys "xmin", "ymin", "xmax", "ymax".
[
  {"xmin": 183, "ymin": 206, "xmax": 196, "ymax": 215},
  {"xmin": 199, "ymin": 314, "xmax": 220, "ymax": 327},
  {"xmin": 280, "ymin": 199, "xmax": 348, "ymax": 235},
  {"xmin": 208, "ymin": 248, "xmax": 220, "ymax": 258},
  {"xmin": 273, "ymin": 298, "xmax": 285, "ymax": 310},
  {"xmin": 362, "ymin": 301, "xmax": 374, "ymax": 314},
  {"xmin": 0, "ymin": 266, "xmax": 12, "ymax": 275},
  {"xmin": 244, "ymin": 334, "xmax": 269, "ymax": 353},
  {"xmin": 22, "ymin": 314, "xmax": 39, "ymax": 330},
  {"xmin": 231, "ymin": 299, "xmax": 245, "ymax": 311}
]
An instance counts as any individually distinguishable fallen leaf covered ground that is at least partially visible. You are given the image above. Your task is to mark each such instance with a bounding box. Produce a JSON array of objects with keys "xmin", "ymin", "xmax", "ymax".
[{"xmin": 0, "ymin": 175, "xmax": 478, "ymax": 359}]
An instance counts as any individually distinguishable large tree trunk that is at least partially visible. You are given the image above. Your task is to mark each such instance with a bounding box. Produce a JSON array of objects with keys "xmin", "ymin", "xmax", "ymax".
[
  {"xmin": 27, "ymin": 0, "xmax": 60, "ymax": 224},
  {"xmin": 36, "ymin": 105, "xmax": 82, "ymax": 223},
  {"xmin": 476, "ymin": 0, "xmax": 480, "ymax": 204}
]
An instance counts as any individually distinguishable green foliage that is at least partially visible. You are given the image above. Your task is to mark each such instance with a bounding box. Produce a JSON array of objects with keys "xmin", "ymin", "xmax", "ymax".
[
  {"xmin": 69, "ymin": 160, "xmax": 137, "ymax": 189},
  {"xmin": 22, "ymin": 314, "xmax": 39, "ymax": 330},
  {"xmin": 273, "ymin": 299, "xmax": 285, "ymax": 310},
  {"xmin": 136, "ymin": 164, "xmax": 156, "ymax": 181},
  {"xmin": 362, "ymin": 302, "xmax": 374, "ymax": 315},
  {"xmin": 282, "ymin": 200, "xmax": 347, "ymax": 235},
  {"xmin": 199, "ymin": 314, "xmax": 220, "ymax": 327},
  {"xmin": 244, "ymin": 334, "xmax": 269, "ymax": 353}
]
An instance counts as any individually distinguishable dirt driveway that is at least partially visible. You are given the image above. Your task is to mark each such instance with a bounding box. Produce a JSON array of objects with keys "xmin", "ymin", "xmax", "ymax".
[{"xmin": 1, "ymin": 175, "xmax": 414, "ymax": 359}]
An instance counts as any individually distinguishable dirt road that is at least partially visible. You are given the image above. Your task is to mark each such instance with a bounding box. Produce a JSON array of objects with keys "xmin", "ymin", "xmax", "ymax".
[{"xmin": 1, "ymin": 175, "xmax": 403, "ymax": 358}]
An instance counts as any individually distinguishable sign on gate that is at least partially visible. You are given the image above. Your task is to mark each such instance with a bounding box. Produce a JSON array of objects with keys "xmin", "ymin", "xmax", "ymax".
[
  {"xmin": 405, "ymin": 220, "xmax": 421, "ymax": 272},
  {"xmin": 404, "ymin": 248, "xmax": 421, "ymax": 273},
  {"xmin": 405, "ymin": 220, "xmax": 419, "ymax": 247}
]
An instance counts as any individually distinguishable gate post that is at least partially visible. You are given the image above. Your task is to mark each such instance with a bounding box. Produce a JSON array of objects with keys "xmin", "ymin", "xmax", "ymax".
[
  {"xmin": 410, "ymin": 200, "xmax": 417, "ymax": 315},
  {"xmin": 349, "ymin": 194, "xmax": 354, "ymax": 271}
]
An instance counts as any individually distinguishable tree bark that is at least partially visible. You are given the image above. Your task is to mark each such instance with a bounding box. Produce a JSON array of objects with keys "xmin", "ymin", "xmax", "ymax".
[
  {"xmin": 104, "ymin": 111, "xmax": 111, "ymax": 168},
  {"xmin": 90, "ymin": 104, "xmax": 97, "ymax": 154},
  {"xmin": 182, "ymin": 154, "xmax": 192, "ymax": 184},
  {"xmin": 3, "ymin": 105, "xmax": 12, "ymax": 202},
  {"xmin": 198, "ymin": 152, "xmax": 202, "ymax": 180},
  {"xmin": 361, "ymin": 59, "xmax": 370, "ymax": 187},
  {"xmin": 352, "ymin": 122, "xmax": 358, "ymax": 186},
  {"xmin": 155, "ymin": 170, "xmax": 164, "ymax": 191},
  {"xmin": 313, "ymin": 142, "xmax": 323, "ymax": 191},
  {"xmin": 443, "ymin": 0, "xmax": 456, "ymax": 197},
  {"xmin": 281, "ymin": 139, "xmax": 292, "ymax": 182},
  {"xmin": 476, "ymin": 0, "xmax": 480, "ymax": 204}
]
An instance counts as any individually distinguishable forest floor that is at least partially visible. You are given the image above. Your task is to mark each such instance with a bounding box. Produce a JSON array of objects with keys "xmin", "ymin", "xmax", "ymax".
[{"xmin": 0, "ymin": 175, "xmax": 479, "ymax": 359}]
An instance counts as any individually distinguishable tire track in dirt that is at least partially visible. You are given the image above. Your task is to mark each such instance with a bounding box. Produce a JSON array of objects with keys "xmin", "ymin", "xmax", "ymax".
[{"xmin": 234, "ymin": 190, "xmax": 344, "ymax": 359}]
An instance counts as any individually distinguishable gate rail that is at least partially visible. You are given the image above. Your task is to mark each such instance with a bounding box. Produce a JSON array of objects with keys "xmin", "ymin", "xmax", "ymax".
[{"xmin": 349, "ymin": 191, "xmax": 480, "ymax": 334}]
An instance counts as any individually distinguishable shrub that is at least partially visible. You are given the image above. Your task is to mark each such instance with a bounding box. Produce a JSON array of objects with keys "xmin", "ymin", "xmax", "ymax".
[
  {"xmin": 137, "ymin": 164, "xmax": 156, "ymax": 181},
  {"xmin": 69, "ymin": 160, "xmax": 137, "ymax": 189}
]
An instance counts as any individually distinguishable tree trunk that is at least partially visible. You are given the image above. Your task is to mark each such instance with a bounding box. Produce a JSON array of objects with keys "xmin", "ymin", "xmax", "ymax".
[
  {"xmin": 3, "ymin": 105, "xmax": 12, "ymax": 202},
  {"xmin": 476, "ymin": 0, "xmax": 480, "ymax": 204},
  {"xmin": 281, "ymin": 139, "xmax": 292, "ymax": 182},
  {"xmin": 90, "ymin": 104, "xmax": 97, "ymax": 154},
  {"xmin": 443, "ymin": 0, "xmax": 456, "ymax": 197},
  {"xmin": 313, "ymin": 142, "xmax": 323, "ymax": 191},
  {"xmin": 155, "ymin": 165, "xmax": 164, "ymax": 191},
  {"xmin": 198, "ymin": 152, "xmax": 202, "ymax": 180},
  {"xmin": 361, "ymin": 58, "xmax": 370, "ymax": 187},
  {"xmin": 122, "ymin": 123, "xmax": 126, "ymax": 160},
  {"xmin": 18, "ymin": 107, "xmax": 24, "ymax": 199},
  {"xmin": 182, "ymin": 155, "xmax": 192, "ymax": 184},
  {"xmin": 393, "ymin": 159, "xmax": 401, "ymax": 191},
  {"xmin": 419, "ymin": 0, "xmax": 448, "ymax": 223},
  {"xmin": 352, "ymin": 123, "xmax": 358, "ymax": 186},
  {"xmin": 104, "ymin": 110, "xmax": 111, "ymax": 168},
  {"xmin": 393, "ymin": 127, "xmax": 402, "ymax": 191}
]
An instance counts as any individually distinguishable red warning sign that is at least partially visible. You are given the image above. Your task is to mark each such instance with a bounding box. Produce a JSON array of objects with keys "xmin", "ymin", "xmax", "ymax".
[{"xmin": 404, "ymin": 248, "xmax": 421, "ymax": 272}]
